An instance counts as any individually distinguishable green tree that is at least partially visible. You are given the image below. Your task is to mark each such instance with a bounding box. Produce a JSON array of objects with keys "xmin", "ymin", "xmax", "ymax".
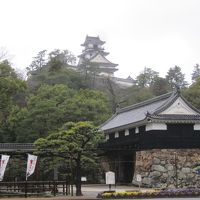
[
  {"xmin": 123, "ymin": 85, "xmax": 154, "ymax": 106},
  {"xmin": 10, "ymin": 85, "xmax": 111, "ymax": 142},
  {"xmin": 9, "ymin": 84, "xmax": 75, "ymax": 142},
  {"xmin": 26, "ymin": 50, "xmax": 47, "ymax": 75},
  {"xmin": 0, "ymin": 60, "xmax": 18, "ymax": 78},
  {"xmin": 48, "ymin": 49, "xmax": 76, "ymax": 72},
  {"xmin": 35, "ymin": 121, "xmax": 104, "ymax": 196},
  {"xmin": 191, "ymin": 64, "xmax": 200, "ymax": 82},
  {"xmin": 151, "ymin": 77, "xmax": 170, "ymax": 96},
  {"xmin": 63, "ymin": 89, "xmax": 111, "ymax": 125},
  {"xmin": 26, "ymin": 49, "xmax": 82, "ymax": 91},
  {"xmin": 136, "ymin": 67, "xmax": 159, "ymax": 87},
  {"xmin": 183, "ymin": 78, "xmax": 200, "ymax": 109},
  {"xmin": 166, "ymin": 66, "xmax": 187, "ymax": 88},
  {"xmin": 0, "ymin": 61, "xmax": 26, "ymax": 142},
  {"xmin": 27, "ymin": 67, "xmax": 86, "ymax": 91},
  {"xmin": 104, "ymin": 77, "xmax": 120, "ymax": 113},
  {"xmin": 48, "ymin": 49, "xmax": 76, "ymax": 66}
]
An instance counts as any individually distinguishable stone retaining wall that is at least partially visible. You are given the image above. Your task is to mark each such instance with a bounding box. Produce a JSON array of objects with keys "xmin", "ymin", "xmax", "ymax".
[{"xmin": 134, "ymin": 149, "xmax": 200, "ymax": 188}]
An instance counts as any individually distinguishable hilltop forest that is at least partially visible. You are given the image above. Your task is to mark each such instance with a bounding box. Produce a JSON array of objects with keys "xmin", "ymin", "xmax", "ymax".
[
  {"xmin": 1, "ymin": 49, "xmax": 200, "ymax": 142},
  {"xmin": 1, "ymin": 49, "xmax": 200, "ymax": 186}
]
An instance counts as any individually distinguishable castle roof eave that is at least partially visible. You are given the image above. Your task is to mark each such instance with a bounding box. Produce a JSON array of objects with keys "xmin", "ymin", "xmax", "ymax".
[
  {"xmin": 100, "ymin": 93, "xmax": 172, "ymax": 132},
  {"xmin": 100, "ymin": 90, "xmax": 200, "ymax": 132},
  {"xmin": 88, "ymin": 52, "xmax": 118, "ymax": 65},
  {"xmin": 96, "ymin": 67, "xmax": 118, "ymax": 73},
  {"xmin": 78, "ymin": 51, "xmax": 109, "ymax": 58},
  {"xmin": 81, "ymin": 36, "xmax": 105, "ymax": 46},
  {"xmin": 89, "ymin": 62, "xmax": 118, "ymax": 68},
  {"xmin": 100, "ymin": 119, "xmax": 148, "ymax": 133}
]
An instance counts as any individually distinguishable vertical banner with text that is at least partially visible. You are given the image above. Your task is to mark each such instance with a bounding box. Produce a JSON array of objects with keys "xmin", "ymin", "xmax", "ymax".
[
  {"xmin": 26, "ymin": 154, "xmax": 37, "ymax": 181},
  {"xmin": 0, "ymin": 155, "xmax": 10, "ymax": 181}
]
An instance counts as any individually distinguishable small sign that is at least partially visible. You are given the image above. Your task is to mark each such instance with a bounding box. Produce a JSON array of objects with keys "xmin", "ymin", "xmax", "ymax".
[
  {"xmin": 81, "ymin": 177, "xmax": 87, "ymax": 182},
  {"xmin": 106, "ymin": 171, "xmax": 115, "ymax": 185},
  {"xmin": 136, "ymin": 174, "xmax": 142, "ymax": 182}
]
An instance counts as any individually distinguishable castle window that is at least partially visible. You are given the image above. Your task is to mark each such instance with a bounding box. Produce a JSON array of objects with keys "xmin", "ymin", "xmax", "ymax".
[
  {"xmin": 125, "ymin": 129, "xmax": 129, "ymax": 136},
  {"xmin": 106, "ymin": 134, "xmax": 109, "ymax": 140},
  {"xmin": 115, "ymin": 132, "xmax": 119, "ymax": 138}
]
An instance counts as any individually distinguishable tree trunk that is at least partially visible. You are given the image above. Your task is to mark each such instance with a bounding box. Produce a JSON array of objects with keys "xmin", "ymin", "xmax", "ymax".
[{"xmin": 75, "ymin": 156, "xmax": 82, "ymax": 196}]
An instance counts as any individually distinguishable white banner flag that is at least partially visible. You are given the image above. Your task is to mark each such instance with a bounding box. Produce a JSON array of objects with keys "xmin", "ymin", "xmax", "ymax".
[
  {"xmin": 0, "ymin": 155, "xmax": 10, "ymax": 181},
  {"xmin": 26, "ymin": 154, "xmax": 37, "ymax": 180}
]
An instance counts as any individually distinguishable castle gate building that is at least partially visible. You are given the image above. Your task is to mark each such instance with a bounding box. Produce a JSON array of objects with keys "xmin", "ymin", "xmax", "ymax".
[{"xmin": 100, "ymin": 90, "xmax": 200, "ymax": 187}]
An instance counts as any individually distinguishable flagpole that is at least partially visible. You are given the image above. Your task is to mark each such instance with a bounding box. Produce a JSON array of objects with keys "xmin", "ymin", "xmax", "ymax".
[
  {"xmin": 25, "ymin": 159, "xmax": 27, "ymax": 198},
  {"xmin": 25, "ymin": 179, "xmax": 28, "ymax": 198},
  {"xmin": 25, "ymin": 154, "xmax": 28, "ymax": 198},
  {"xmin": 26, "ymin": 153, "xmax": 28, "ymax": 182}
]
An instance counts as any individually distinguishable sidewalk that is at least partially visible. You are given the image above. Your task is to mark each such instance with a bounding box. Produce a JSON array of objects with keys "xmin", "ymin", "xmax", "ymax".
[
  {"xmin": 0, "ymin": 184, "xmax": 140, "ymax": 200},
  {"xmin": 0, "ymin": 197, "xmax": 99, "ymax": 200}
]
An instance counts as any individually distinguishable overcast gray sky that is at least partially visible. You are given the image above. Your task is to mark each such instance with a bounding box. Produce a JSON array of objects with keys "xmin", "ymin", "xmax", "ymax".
[{"xmin": 1, "ymin": 0, "xmax": 200, "ymax": 82}]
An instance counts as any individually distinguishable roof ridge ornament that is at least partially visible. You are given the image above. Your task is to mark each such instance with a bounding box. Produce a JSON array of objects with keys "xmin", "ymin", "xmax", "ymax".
[{"xmin": 146, "ymin": 111, "xmax": 151, "ymax": 117}]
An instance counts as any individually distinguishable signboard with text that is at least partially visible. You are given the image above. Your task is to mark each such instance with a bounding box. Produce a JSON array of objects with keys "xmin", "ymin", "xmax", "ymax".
[
  {"xmin": 81, "ymin": 177, "xmax": 87, "ymax": 182},
  {"xmin": 106, "ymin": 171, "xmax": 115, "ymax": 185},
  {"xmin": 136, "ymin": 174, "xmax": 142, "ymax": 182}
]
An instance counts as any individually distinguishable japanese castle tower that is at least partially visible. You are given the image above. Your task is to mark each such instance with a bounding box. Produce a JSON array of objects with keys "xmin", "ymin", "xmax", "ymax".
[{"xmin": 78, "ymin": 36, "xmax": 118, "ymax": 77}]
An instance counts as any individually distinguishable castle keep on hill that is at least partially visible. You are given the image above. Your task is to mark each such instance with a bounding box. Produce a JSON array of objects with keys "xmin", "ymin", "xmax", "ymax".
[{"xmin": 78, "ymin": 36, "xmax": 135, "ymax": 88}]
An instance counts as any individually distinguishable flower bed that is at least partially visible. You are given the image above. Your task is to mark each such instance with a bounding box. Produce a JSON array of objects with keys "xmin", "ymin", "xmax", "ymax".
[{"xmin": 100, "ymin": 188, "xmax": 200, "ymax": 199}]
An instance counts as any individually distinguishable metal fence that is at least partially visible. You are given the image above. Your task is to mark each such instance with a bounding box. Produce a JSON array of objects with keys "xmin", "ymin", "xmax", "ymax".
[{"xmin": 0, "ymin": 180, "xmax": 72, "ymax": 197}]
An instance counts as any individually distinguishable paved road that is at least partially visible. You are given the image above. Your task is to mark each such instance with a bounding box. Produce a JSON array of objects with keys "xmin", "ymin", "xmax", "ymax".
[
  {"xmin": 64, "ymin": 185, "xmax": 200, "ymax": 199},
  {"xmin": 65, "ymin": 184, "xmax": 139, "ymax": 197},
  {"xmin": 80, "ymin": 185, "xmax": 145, "ymax": 197}
]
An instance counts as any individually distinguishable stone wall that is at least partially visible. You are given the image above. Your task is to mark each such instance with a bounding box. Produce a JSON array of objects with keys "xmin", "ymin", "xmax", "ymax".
[{"xmin": 134, "ymin": 149, "xmax": 200, "ymax": 188}]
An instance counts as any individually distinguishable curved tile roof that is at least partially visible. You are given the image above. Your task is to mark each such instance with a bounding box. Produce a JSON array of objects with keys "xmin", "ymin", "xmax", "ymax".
[
  {"xmin": 100, "ymin": 90, "xmax": 200, "ymax": 132},
  {"xmin": 81, "ymin": 36, "xmax": 105, "ymax": 46},
  {"xmin": 100, "ymin": 92, "xmax": 172, "ymax": 132}
]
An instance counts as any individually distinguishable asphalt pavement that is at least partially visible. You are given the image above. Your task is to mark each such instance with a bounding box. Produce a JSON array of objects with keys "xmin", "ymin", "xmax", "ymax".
[{"xmin": 76, "ymin": 184, "xmax": 143, "ymax": 197}]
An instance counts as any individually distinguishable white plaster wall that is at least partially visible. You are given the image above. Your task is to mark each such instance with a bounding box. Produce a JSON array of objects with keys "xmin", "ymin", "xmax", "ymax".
[
  {"xmin": 161, "ymin": 97, "xmax": 198, "ymax": 115},
  {"xmin": 146, "ymin": 123, "xmax": 167, "ymax": 131}
]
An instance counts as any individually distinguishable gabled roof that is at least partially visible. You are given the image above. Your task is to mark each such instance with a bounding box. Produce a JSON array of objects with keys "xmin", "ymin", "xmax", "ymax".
[
  {"xmin": 78, "ymin": 51, "xmax": 118, "ymax": 67},
  {"xmin": 81, "ymin": 36, "xmax": 105, "ymax": 46},
  {"xmin": 89, "ymin": 52, "xmax": 118, "ymax": 67},
  {"xmin": 153, "ymin": 90, "xmax": 200, "ymax": 115},
  {"xmin": 100, "ymin": 90, "xmax": 200, "ymax": 132}
]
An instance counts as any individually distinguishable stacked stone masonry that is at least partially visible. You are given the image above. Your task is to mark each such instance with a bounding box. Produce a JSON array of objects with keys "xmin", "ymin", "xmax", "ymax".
[{"xmin": 134, "ymin": 149, "xmax": 200, "ymax": 188}]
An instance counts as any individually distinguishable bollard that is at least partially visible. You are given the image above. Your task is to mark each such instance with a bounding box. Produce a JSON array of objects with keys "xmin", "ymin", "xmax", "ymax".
[{"xmin": 71, "ymin": 184, "xmax": 73, "ymax": 196}]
